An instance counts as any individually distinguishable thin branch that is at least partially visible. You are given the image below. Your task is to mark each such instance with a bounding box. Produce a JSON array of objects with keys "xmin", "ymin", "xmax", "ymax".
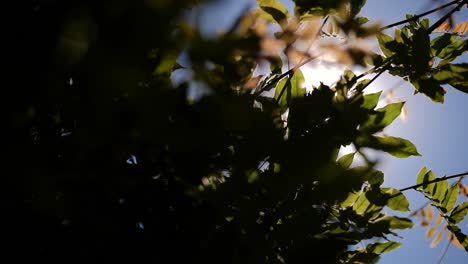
[
  {"xmin": 428, "ymin": 0, "xmax": 467, "ymax": 33},
  {"xmin": 380, "ymin": 0, "xmax": 462, "ymax": 30},
  {"xmin": 435, "ymin": 238, "xmax": 451, "ymax": 264},
  {"xmin": 399, "ymin": 172, "xmax": 468, "ymax": 193}
]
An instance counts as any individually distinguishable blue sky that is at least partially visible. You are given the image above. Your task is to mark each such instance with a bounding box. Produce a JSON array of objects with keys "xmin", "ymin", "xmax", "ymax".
[{"xmin": 184, "ymin": 0, "xmax": 468, "ymax": 262}]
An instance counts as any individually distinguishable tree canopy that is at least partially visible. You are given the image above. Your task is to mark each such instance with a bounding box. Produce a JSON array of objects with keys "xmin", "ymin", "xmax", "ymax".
[{"xmin": 5, "ymin": 0, "xmax": 468, "ymax": 263}]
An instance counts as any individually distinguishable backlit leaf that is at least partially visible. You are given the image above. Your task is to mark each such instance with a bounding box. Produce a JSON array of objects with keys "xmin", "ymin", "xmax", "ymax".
[
  {"xmin": 274, "ymin": 69, "xmax": 306, "ymax": 112},
  {"xmin": 447, "ymin": 225, "xmax": 468, "ymax": 251},
  {"xmin": 361, "ymin": 91, "xmax": 381, "ymax": 110},
  {"xmin": 449, "ymin": 201, "xmax": 468, "ymax": 224},
  {"xmin": 377, "ymin": 33, "xmax": 394, "ymax": 57},
  {"xmin": 357, "ymin": 135, "xmax": 420, "ymax": 158},
  {"xmin": 381, "ymin": 188, "xmax": 410, "ymax": 212},
  {"xmin": 360, "ymin": 102, "xmax": 404, "ymax": 133},
  {"xmin": 426, "ymin": 226, "xmax": 437, "ymax": 239},
  {"xmin": 337, "ymin": 152, "xmax": 355, "ymax": 169},
  {"xmin": 430, "ymin": 230, "xmax": 444, "ymax": 248},
  {"xmin": 366, "ymin": 241, "xmax": 401, "ymax": 254},
  {"xmin": 257, "ymin": 0, "xmax": 289, "ymax": 25},
  {"xmin": 426, "ymin": 205, "xmax": 433, "ymax": 223}
]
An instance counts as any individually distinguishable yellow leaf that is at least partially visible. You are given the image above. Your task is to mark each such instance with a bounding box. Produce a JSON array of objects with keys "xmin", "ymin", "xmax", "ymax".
[
  {"xmin": 426, "ymin": 226, "xmax": 437, "ymax": 239},
  {"xmin": 435, "ymin": 21, "xmax": 451, "ymax": 33},
  {"xmin": 426, "ymin": 205, "xmax": 433, "ymax": 223},
  {"xmin": 327, "ymin": 21, "xmax": 334, "ymax": 35},
  {"xmin": 453, "ymin": 20, "xmax": 468, "ymax": 34},
  {"xmin": 421, "ymin": 220, "xmax": 429, "ymax": 227},
  {"xmin": 449, "ymin": 232, "xmax": 465, "ymax": 250},
  {"xmin": 435, "ymin": 214, "xmax": 444, "ymax": 225},
  {"xmin": 430, "ymin": 230, "xmax": 444, "ymax": 248}
]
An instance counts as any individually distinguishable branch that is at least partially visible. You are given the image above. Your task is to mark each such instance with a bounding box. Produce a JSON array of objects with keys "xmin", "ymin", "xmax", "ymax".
[
  {"xmin": 380, "ymin": 0, "xmax": 462, "ymax": 30},
  {"xmin": 428, "ymin": 0, "xmax": 467, "ymax": 33},
  {"xmin": 399, "ymin": 172, "xmax": 468, "ymax": 192},
  {"xmin": 435, "ymin": 238, "xmax": 451, "ymax": 264}
]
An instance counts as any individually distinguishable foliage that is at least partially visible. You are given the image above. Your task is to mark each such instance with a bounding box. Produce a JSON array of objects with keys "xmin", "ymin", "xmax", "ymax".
[{"xmin": 5, "ymin": 0, "xmax": 468, "ymax": 263}]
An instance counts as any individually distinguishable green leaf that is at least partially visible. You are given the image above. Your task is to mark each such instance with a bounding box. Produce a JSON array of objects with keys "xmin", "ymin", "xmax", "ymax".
[
  {"xmin": 357, "ymin": 16, "xmax": 370, "ymax": 25},
  {"xmin": 434, "ymin": 63, "xmax": 468, "ymax": 93},
  {"xmin": 361, "ymin": 91, "xmax": 381, "ymax": 110},
  {"xmin": 377, "ymin": 33, "xmax": 395, "ymax": 57},
  {"xmin": 416, "ymin": 168, "xmax": 435, "ymax": 194},
  {"xmin": 431, "ymin": 34, "xmax": 458, "ymax": 56},
  {"xmin": 411, "ymin": 77, "xmax": 446, "ymax": 103},
  {"xmin": 351, "ymin": 0, "xmax": 367, "ymax": 15},
  {"xmin": 436, "ymin": 39, "xmax": 468, "ymax": 62},
  {"xmin": 366, "ymin": 241, "xmax": 401, "ymax": 254},
  {"xmin": 381, "ymin": 188, "xmax": 410, "ymax": 212},
  {"xmin": 374, "ymin": 216, "xmax": 413, "ymax": 229},
  {"xmin": 431, "ymin": 179, "xmax": 448, "ymax": 205},
  {"xmin": 153, "ymin": 51, "xmax": 182, "ymax": 76},
  {"xmin": 257, "ymin": 0, "xmax": 289, "ymax": 25},
  {"xmin": 274, "ymin": 69, "xmax": 306, "ymax": 112},
  {"xmin": 337, "ymin": 152, "xmax": 355, "ymax": 169},
  {"xmin": 360, "ymin": 102, "xmax": 404, "ymax": 133},
  {"xmin": 357, "ymin": 135, "xmax": 420, "ymax": 158},
  {"xmin": 441, "ymin": 184, "xmax": 459, "ymax": 213},
  {"xmin": 368, "ymin": 170, "xmax": 384, "ymax": 187},
  {"xmin": 449, "ymin": 201, "xmax": 468, "ymax": 224},
  {"xmin": 340, "ymin": 191, "xmax": 360, "ymax": 208},
  {"xmin": 353, "ymin": 190, "xmax": 383, "ymax": 217}
]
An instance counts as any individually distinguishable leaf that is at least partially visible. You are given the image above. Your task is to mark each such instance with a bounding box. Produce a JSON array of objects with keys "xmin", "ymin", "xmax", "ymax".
[
  {"xmin": 435, "ymin": 214, "xmax": 444, "ymax": 225},
  {"xmin": 340, "ymin": 191, "xmax": 360, "ymax": 208},
  {"xmin": 357, "ymin": 135, "xmax": 420, "ymax": 158},
  {"xmin": 426, "ymin": 226, "xmax": 437, "ymax": 239},
  {"xmin": 375, "ymin": 216, "xmax": 414, "ymax": 229},
  {"xmin": 274, "ymin": 69, "xmax": 306, "ymax": 112},
  {"xmin": 431, "ymin": 34, "xmax": 458, "ymax": 56},
  {"xmin": 350, "ymin": 0, "xmax": 367, "ymax": 15},
  {"xmin": 366, "ymin": 241, "xmax": 401, "ymax": 254},
  {"xmin": 426, "ymin": 205, "xmax": 433, "ymax": 223},
  {"xmin": 431, "ymin": 180, "xmax": 448, "ymax": 205},
  {"xmin": 377, "ymin": 33, "xmax": 395, "ymax": 57},
  {"xmin": 353, "ymin": 190, "xmax": 383, "ymax": 217},
  {"xmin": 327, "ymin": 21, "xmax": 334, "ymax": 35},
  {"xmin": 449, "ymin": 232, "xmax": 466, "ymax": 250},
  {"xmin": 449, "ymin": 201, "xmax": 468, "ymax": 224},
  {"xmin": 453, "ymin": 20, "xmax": 468, "ymax": 34},
  {"xmin": 337, "ymin": 152, "xmax": 355, "ymax": 169},
  {"xmin": 447, "ymin": 225, "xmax": 468, "ymax": 251},
  {"xmin": 360, "ymin": 102, "xmax": 404, "ymax": 133},
  {"xmin": 436, "ymin": 39, "xmax": 468, "ymax": 62},
  {"xmin": 381, "ymin": 188, "xmax": 410, "ymax": 212},
  {"xmin": 411, "ymin": 77, "xmax": 446, "ymax": 103},
  {"xmin": 257, "ymin": 0, "xmax": 289, "ymax": 25},
  {"xmin": 434, "ymin": 63, "xmax": 468, "ymax": 93},
  {"xmin": 416, "ymin": 169, "xmax": 435, "ymax": 195},
  {"xmin": 430, "ymin": 230, "xmax": 444, "ymax": 248},
  {"xmin": 368, "ymin": 171, "xmax": 384, "ymax": 187},
  {"xmin": 361, "ymin": 91, "xmax": 382, "ymax": 110}
]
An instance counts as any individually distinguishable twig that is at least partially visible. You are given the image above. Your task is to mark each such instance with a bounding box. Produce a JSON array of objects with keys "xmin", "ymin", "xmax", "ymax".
[
  {"xmin": 435, "ymin": 238, "xmax": 451, "ymax": 264},
  {"xmin": 399, "ymin": 172, "xmax": 468, "ymax": 192},
  {"xmin": 380, "ymin": 0, "xmax": 462, "ymax": 30},
  {"xmin": 428, "ymin": 0, "xmax": 466, "ymax": 33}
]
